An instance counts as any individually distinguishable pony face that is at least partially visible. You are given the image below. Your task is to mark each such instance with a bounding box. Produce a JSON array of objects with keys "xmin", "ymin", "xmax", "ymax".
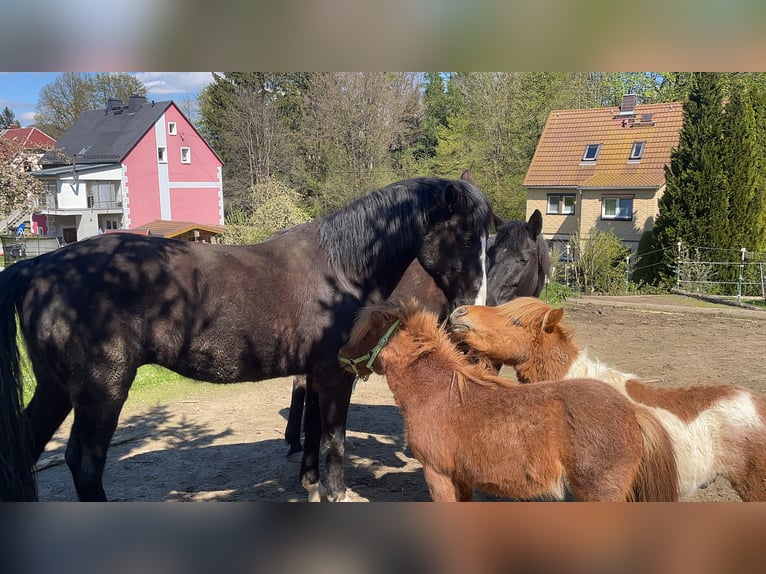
[
  {"xmin": 418, "ymin": 181, "xmax": 491, "ymax": 309},
  {"xmin": 486, "ymin": 210, "xmax": 548, "ymax": 306},
  {"xmin": 448, "ymin": 298, "xmax": 565, "ymax": 366}
]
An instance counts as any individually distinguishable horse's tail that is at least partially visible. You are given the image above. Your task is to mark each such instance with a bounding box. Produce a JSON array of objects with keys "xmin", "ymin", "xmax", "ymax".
[
  {"xmin": 0, "ymin": 261, "xmax": 38, "ymax": 501},
  {"xmin": 631, "ymin": 407, "xmax": 678, "ymax": 502}
]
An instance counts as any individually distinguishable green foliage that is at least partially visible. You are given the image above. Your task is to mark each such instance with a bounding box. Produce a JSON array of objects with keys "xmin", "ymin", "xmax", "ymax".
[
  {"xmin": 654, "ymin": 73, "xmax": 728, "ymax": 266},
  {"xmin": 222, "ymin": 178, "xmax": 310, "ymax": 244},
  {"xmin": 570, "ymin": 229, "xmax": 631, "ymax": 295},
  {"xmin": 0, "ymin": 106, "xmax": 17, "ymax": 129},
  {"xmin": 541, "ymin": 281, "xmax": 575, "ymax": 305},
  {"xmin": 34, "ymin": 73, "xmax": 147, "ymax": 139}
]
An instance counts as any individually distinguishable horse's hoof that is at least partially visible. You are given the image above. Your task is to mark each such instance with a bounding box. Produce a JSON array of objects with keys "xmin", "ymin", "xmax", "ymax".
[{"xmin": 302, "ymin": 478, "xmax": 327, "ymax": 502}]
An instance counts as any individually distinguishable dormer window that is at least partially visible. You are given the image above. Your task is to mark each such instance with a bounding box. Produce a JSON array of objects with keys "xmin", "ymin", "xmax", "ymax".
[
  {"xmin": 582, "ymin": 144, "xmax": 601, "ymax": 162},
  {"xmin": 629, "ymin": 141, "xmax": 645, "ymax": 160}
]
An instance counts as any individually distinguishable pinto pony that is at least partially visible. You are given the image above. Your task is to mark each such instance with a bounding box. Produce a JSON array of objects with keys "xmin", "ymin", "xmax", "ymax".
[
  {"xmin": 449, "ymin": 297, "xmax": 766, "ymax": 501},
  {"xmin": 338, "ymin": 300, "xmax": 678, "ymax": 502},
  {"xmin": 0, "ymin": 176, "xmax": 495, "ymax": 502}
]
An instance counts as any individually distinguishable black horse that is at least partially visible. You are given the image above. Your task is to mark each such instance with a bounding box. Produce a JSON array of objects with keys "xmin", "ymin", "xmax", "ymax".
[
  {"xmin": 284, "ymin": 209, "xmax": 551, "ymax": 459},
  {"xmin": 0, "ymin": 176, "xmax": 496, "ymax": 502}
]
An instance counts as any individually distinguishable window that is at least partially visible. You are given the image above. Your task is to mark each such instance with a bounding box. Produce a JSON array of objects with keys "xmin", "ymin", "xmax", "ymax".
[
  {"xmin": 547, "ymin": 194, "xmax": 576, "ymax": 215},
  {"xmin": 602, "ymin": 196, "xmax": 633, "ymax": 220},
  {"xmin": 168, "ymin": 122, "xmax": 177, "ymax": 135},
  {"xmin": 158, "ymin": 146, "xmax": 167, "ymax": 163},
  {"xmin": 582, "ymin": 143, "xmax": 601, "ymax": 162},
  {"xmin": 181, "ymin": 147, "xmax": 191, "ymax": 164},
  {"xmin": 629, "ymin": 141, "xmax": 645, "ymax": 160}
]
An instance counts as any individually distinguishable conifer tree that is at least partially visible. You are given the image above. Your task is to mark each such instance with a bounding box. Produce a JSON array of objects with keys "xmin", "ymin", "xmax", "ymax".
[
  {"xmin": 653, "ymin": 73, "xmax": 728, "ymax": 270},
  {"xmin": 721, "ymin": 78, "xmax": 765, "ymax": 253}
]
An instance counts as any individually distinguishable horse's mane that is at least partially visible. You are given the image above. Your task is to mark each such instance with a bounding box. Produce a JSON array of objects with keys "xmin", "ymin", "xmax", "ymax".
[
  {"xmin": 318, "ymin": 178, "xmax": 492, "ymax": 281},
  {"xmin": 349, "ymin": 299, "xmax": 514, "ymax": 396},
  {"xmin": 495, "ymin": 297, "xmax": 573, "ymax": 338}
]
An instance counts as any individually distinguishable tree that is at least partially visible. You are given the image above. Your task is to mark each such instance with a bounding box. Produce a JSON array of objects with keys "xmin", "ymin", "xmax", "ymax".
[
  {"xmin": 198, "ymin": 73, "xmax": 309, "ymax": 213},
  {"xmin": 34, "ymin": 72, "xmax": 147, "ymax": 139},
  {"xmin": 0, "ymin": 138, "xmax": 46, "ymax": 218},
  {"xmin": 302, "ymin": 72, "xmax": 421, "ymax": 213},
  {"xmin": 222, "ymin": 178, "xmax": 310, "ymax": 244},
  {"xmin": 653, "ymin": 73, "xmax": 728, "ymax": 274},
  {"xmin": 0, "ymin": 106, "xmax": 17, "ymax": 129},
  {"xmin": 721, "ymin": 78, "xmax": 765, "ymax": 253},
  {"xmin": 91, "ymin": 73, "xmax": 147, "ymax": 108}
]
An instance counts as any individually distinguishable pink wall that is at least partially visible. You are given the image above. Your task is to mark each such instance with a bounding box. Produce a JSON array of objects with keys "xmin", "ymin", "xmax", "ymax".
[
  {"xmin": 169, "ymin": 188, "xmax": 222, "ymax": 225},
  {"xmin": 124, "ymin": 103, "xmax": 223, "ymax": 229},
  {"xmin": 124, "ymin": 126, "xmax": 162, "ymax": 228}
]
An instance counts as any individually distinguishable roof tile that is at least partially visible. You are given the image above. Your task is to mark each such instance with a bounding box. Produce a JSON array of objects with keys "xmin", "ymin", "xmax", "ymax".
[{"xmin": 524, "ymin": 102, "xmax": 684, "ymax": 189}]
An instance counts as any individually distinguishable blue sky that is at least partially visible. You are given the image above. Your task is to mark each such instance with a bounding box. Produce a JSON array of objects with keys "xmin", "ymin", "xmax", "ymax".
[{"xmin": 0, "ymin": 72, "xmax": 214, "ymax": 127}]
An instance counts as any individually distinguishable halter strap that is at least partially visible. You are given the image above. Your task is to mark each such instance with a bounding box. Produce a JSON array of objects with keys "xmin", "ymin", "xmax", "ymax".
[{"xmin": 338, "ymin": 319, "xmax": 401, "ymax": 381}]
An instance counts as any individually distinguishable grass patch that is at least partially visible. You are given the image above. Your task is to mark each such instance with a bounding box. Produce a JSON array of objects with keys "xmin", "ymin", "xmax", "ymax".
[{"xmin": 19, "ymin": 347, "xmax": 204, "ymax": 408}]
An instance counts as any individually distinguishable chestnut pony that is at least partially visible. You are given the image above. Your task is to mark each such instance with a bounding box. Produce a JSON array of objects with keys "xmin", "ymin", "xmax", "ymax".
[
  {"xmin": 285, "ymin": 208, "xmax": 551, "ymax": 459},
  {"xmin": 449, "ymin": 297, "xmax": 766, "ymax": 501},
  {"xmin": 339, "ymin": 299, "xmax": 678, "ymax": 502}
]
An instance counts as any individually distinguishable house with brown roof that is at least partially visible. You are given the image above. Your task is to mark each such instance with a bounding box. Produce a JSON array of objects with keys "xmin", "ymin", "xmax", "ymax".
[{"xmin": 524, "ymin": 94, "xmax": 684, "ymax": 254}]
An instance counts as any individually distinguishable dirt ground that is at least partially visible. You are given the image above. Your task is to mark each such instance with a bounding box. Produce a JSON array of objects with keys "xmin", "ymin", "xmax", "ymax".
[{"xmin": 34, "ymin": 295, "xmax": 766, "ymax": 502}]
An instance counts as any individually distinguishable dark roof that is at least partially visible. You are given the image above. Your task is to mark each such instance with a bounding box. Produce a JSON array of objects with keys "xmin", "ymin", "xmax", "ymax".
[{"xmin": 41, "ymin": 96, "xmax": 172, "ymax": 166}]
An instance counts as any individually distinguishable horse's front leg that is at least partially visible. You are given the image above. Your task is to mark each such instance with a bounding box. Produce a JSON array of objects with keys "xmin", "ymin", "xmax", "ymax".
[{"xmin": 300, "ymin": 369, "xmax": 355, "ymax": 502}]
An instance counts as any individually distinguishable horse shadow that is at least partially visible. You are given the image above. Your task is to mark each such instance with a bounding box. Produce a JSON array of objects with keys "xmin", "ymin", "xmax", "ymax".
[{"xmin": 34, "ymin": 400, "xmax": 439, "ymax": 502}]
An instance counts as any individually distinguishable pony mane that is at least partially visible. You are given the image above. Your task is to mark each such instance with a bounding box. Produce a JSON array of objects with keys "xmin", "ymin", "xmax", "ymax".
[
  {"xmin": 348, "ymin": 299, "xmax": 514, "ymax": 396},
  {"xmin": 495, "ymin": 297, "xmax": 572, "ymax": 338},
  {"xmin": 318, "ymin": 178, "xmax": 492, "ymax": 281}
]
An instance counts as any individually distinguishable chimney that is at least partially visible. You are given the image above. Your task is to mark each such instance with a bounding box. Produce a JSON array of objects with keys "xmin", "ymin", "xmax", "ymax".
[
  {"xmin": 107, "ymin": 98, "xmax": 124, "ymax": 114},
  {"xmin": 128, "ymin": 94, "xmax": 147, "ymax": 114},
  {"xmin": 619, "ymin": 94, "xmax": 637, "ymax": 115}
]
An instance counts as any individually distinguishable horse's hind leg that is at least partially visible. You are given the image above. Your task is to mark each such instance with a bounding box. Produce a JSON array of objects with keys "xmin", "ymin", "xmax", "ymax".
[
  {"xmin": 66, "ymin": 392, "xmax": 128, "ymax": 502},
  {"xmin": 285, "ymin": 376, "xmax": 306, "ymax": 460},
  {"xmin": 300, "ymin": 374, "xmax": 323, "ymax": 501},
  {"xmin": 24, "ymin": 374, "xmax": 73, "ymax": 463}
]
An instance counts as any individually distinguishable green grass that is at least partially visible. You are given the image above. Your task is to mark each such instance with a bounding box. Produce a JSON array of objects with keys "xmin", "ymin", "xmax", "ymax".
[{"xmin": 19, "ymin": 347, "xmax": 203, "ymax": 408}]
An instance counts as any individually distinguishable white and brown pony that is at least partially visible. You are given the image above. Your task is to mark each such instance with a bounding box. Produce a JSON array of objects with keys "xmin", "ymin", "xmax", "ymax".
[
  {"xmin": 338, "ymin": 299, "xmax": 678, "ymax": 502},
  {"xmin": 449, "ymin": 297, "xmax": 766, "ymax": 501}
]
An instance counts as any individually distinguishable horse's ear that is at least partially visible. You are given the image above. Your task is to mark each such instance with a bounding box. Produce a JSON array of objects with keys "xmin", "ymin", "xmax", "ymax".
[
  {"xmin": 460, "ymin": 169, "xmax": 475, "ymax": 185},
  {"xmin": 492, "ymin": 213, "xmax": 505, "ymax": 232},
  {"xmin": 442, "ymin": 183, "xmax": 461, "ymax": 212},
  {"xmin": 542, "ymin": 307, "xmax": 564, "ymax": 333},
  {"xmin": 527, "ymin": 209, "xmax": 543, "ymax": 239}
]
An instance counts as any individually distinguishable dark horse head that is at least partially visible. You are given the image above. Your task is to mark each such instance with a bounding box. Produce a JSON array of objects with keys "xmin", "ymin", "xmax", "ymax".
[
  {"xmin": 486, "ymin": 209, "xmax": 551, "ymax": 306},
  {"xmin": 319, "ymin": 177, "xmax": 494, "ymax": 309}
]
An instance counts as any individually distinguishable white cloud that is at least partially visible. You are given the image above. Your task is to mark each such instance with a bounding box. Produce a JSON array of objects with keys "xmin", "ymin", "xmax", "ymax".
[{"xmin": 133, "ymin": 72, "xmax": 214, "ymax": 96}]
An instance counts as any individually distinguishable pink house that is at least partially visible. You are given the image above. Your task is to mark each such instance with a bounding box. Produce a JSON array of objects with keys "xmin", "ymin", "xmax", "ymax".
[{"xmin": 33, "ymin": 95, "xmax": 223, "ymax": 243}]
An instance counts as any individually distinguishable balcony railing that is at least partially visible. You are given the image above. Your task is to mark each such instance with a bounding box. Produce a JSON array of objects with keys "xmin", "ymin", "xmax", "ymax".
[{"xmin": 34, "ymin": 196, "xmax": 123, "ymax": 211}]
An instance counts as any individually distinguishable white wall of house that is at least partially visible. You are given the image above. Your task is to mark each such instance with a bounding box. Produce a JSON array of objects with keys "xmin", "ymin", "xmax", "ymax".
[{"xmin": 56, "ymin": 167, "xmax": 123, "ymax": 209}]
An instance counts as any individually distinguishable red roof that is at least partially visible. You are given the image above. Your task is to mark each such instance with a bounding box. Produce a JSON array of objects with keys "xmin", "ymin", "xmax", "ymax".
[
  {"xmin": 0, "ymin": 127, "xmax": 56, "ymax": 149},
  {"xmin": 524, "ymin": 102, "xmax": 684, "ymax": 189}
]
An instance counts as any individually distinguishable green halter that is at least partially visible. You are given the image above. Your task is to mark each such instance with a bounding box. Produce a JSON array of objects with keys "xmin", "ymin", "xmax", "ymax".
[{"xmin": 337, "ymin": 319, "xmax": 401, "ymax": 381}]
